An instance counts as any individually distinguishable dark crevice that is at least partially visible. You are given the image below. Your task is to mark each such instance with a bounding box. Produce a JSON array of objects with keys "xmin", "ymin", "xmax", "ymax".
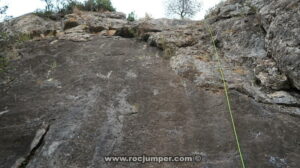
[
  {"xmin": 232, "ymin": 88, "xmax": 300, "ymax": 108},
  {"xmin": 89, "ymin": 26, "xmax": 106, "ymax": 33},
  {"xmin": 116, "ymin": 27, "xmax": 136, "ymax": 38},
  {"xmin": 273, "ymin": 103, "xmax": 300, "ymax": 108},
  {"xmin": 63, "ymin": 21, "xmax": 79, "ymax": 30},
  {"xmin": 259, "ymin": 24, "xmax": 267, "ymax": 35},
  {"xmin": 266, "ymin": 51, "xmax": 272, "ymax": 58},
  {"xmin": 284, "ymin": 77, "xmax": 300, "ymax": 95},
  {"xmin": 213, "ymin": 13, "xmax": 256, "ymax": 22},
  {"xmin": 19, "ymin": 124, "xmax": 50, "ymax": 168}
]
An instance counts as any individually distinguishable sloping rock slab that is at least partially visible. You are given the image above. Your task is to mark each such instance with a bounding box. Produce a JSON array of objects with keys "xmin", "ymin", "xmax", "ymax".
[{"xmin": 0, "ymin": 36, "xmax": 299, "ymax": 168}]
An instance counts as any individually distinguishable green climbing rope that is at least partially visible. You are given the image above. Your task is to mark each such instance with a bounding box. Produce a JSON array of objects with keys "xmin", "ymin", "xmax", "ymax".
[{"xmin": 204, "ymin": 21, "xmax": 246, "ymax": 168}]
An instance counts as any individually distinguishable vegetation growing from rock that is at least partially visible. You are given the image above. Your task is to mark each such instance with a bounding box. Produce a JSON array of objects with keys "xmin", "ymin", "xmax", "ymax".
[
  {"xmin": 40, "ymin": 0, "xmax": 54, "ymax": 12},
  {"xmin": 83, "ymin": 0, "xmax": 115, "ymax": 12},
  {"xmin": 0, "ymin": 54, "xmax": 7, "ymax": 73},
  {"xmin": 0, "ymin": 0, "xmax": 11, "ymax": 20},
  {"xmin": 0, "ymin": 33, "xmax": 29, "ymax": 75},
  {"xmin": 0, "ymin": 1, "xmax": 7, "ymax": 16},
  {"xmin": 127, "ymin": 11, "xmax": 136, "ymax": 22},
  {"xmin": 36, "ymin": 0, "xmax": 115, "ymax": 19}
]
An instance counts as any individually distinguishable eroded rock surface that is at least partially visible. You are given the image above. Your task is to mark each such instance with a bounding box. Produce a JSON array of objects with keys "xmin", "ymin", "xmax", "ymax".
[
  {"xmin": 0, "ymin": 14, "xmax": 61, "ymax": 36},
  {"xmin": 1, "ymin": 35, "xmax": 299, "ymax": 168}
]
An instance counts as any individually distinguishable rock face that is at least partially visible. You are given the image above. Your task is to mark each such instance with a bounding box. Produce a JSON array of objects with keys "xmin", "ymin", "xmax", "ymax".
[
  {"xmin": 0, "ymin": 0, "xmax": 300, "ymax": 168},
  {"xmin": 1, "ymin": 35, "xmax": 299, "ymax": 168},
  {"xmin": 0, "ymin": 14, "xmax": 61, "ymax": 36},
  {"xmin": 265, "ymin": 7, "xmax": 300, "ymax": 90}
]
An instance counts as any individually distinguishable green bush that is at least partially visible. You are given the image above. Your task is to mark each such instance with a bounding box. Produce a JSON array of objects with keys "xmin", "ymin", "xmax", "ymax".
[
  {"xmin": 0, "ymin": 55, "xmax": 8, "ymax": 73},
  {"xmin": 158, "ymin": 38, "xmax": 176, "ymax": 59},
  {"xmin": 35, "ymin": 1, "xmax": 80, "ymax": 19},
  {"xmin": 0, "ymin": 32, "xmax": 32, "ymax": 74},
  {"xmin": 98, "ymin": 0, "xmax": 115, "ymax": 12},
  {"xmin": 16, "ymin": 33, "xmax": 31, "ymax": 43},
  {"xmin": 0, "ymin": 4, "xmax": 7, "ymax": 15},
  {"xmin": 34, "ymin": 9, "xmax": 58, "ymax": 20},
  {"xmin": 35, "ymin": 0, "xmax": 116, "ymax": 19},
  {"xmin": 0, "ymin": 32, "xmax": 32, "ymax": 48},
  {"xmin": 0, "ymin": 32, "xmax": 9, "ymax": 41},
  {"xmin": 83, "ymin": 0, "xmax": 115, "ymax": 12},
  {"xmin": 127, "ymin": 11, "xmax": 136, "ymax": 22},
  {"xmin": 57, "ymin": 1, "xmax": 84, "ymax": 16}
]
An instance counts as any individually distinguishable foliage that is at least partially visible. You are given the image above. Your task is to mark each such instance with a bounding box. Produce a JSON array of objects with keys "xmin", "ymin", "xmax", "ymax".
[
  {"xmin": 55, "ymin": 0, "xmax": 82, "ymax": 16},
  {"xmin": 159, "ymin": 38, "xmax": 176, "ymax": 59},
  {"xmin": 40, "ymin": 0, "xmax": 54, "ymax": 11},
  {"xmin": 0, "ymin": 32, "xmax": 32, "ymax": 47},
  {"xmin": 36, "ymin": 0, "xmax": 68, "ymax": 19},
  {"xmin": 0, "ymin": 4, "xmax": 7, "ymax": 15},
  {"xmin": 165, "ymin": 0, "xmax": 201, "ymax": 19},
  {"xmin": 0, "ymin": 0, "xmax": 9, "ymax": 20},
  {"xmin": 16, "ymin": 33, "xmax": 32, "ymax": 43},
  {"xmin": 0, "ymin": 54, "xmax": 7, "ymax": 73},
  {"xmin": 83, "ymin": 0, "xmax": 115, "ymax": 12},
  {"xmin": 0, "ymin": 31, "xmax": 9, "ymax": 41},
  {"xmin": 97, "ymin": 0, "xmax": 115, "ymax": 12},
  {"xmin": 34, "ymin": 9, "xmax": 57, "ymax": 19},
  {"xmin": 36, "ymin": 0, "xmax": 115, "ymax": 19},
  {"xmin": 0, "ymin": 32, "xmax": 32, "ymax": 74},
  {"xmin": 127, "ymin": 11, "xmax": 136, "ymax": 22},
  {"xmin": 0, "ymin": 32, "xmax": 9, "ymax": 73}
]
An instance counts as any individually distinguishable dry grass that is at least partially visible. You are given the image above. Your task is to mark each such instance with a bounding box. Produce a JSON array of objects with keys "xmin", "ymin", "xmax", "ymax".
[
  {"xmin": 233, "ymin": 67, "xmax": 247, "ymax": 75},
  {"xmin": 224, "ymin": 29, "xmax": 238, "ymax": 35},
  {"xmin": 195, "ymin": 55, "xmax": 211, "ymax": 62}
]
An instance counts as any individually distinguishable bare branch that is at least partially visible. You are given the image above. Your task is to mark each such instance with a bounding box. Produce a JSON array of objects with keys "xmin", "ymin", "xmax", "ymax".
[{"xmin": 165, "ymin": 0, "xmax": 201, "ymax": 19}]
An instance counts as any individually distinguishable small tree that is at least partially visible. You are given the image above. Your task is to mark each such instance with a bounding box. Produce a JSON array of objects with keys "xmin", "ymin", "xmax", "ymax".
[
  {"xmin": 0, "ymin": 0, "xmax": 7, "ymax": 15},
  {"xmin": 40, "ymin": 0, "xmax": 54, "ymax": 11},
  {"xmin": 165, "ymin": 0, "xmax": 201, "ymax": 19},
  {"xmin": 97, "ymin": 0, "xmax": 115, "ymax": 12},
  {"xmin": 0, "ymin": 5, "xmax": 7, "ymax": 15},
  {"xmin": 0, "ymin": 0, "xmax": 8, "ymax": 20},
  {"xmin": 127, "ymin": 11, "xmax": 136, "ymax": 22},
  {"xmin": 83, "ymin": 0, "xmax": 115, "ymax": 12}
]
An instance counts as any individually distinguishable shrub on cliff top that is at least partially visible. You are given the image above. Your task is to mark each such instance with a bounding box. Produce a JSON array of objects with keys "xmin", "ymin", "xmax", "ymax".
[
  {"xmin": 127, "ymin": 11, "xmax": 136, "ymax": 22},
  {"xmin": 36, "ymin": 0, "xmax": 116, "ymax": 19},
  {"xmin": 62, "ymin": 0, "xmax": 115, "ymax": 13}
]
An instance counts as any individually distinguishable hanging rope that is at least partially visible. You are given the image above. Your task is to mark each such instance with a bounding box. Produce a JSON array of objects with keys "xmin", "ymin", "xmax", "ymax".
[{"xmin": 204, "ymin": 21, "xmax": 246, "ymax": 168}]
